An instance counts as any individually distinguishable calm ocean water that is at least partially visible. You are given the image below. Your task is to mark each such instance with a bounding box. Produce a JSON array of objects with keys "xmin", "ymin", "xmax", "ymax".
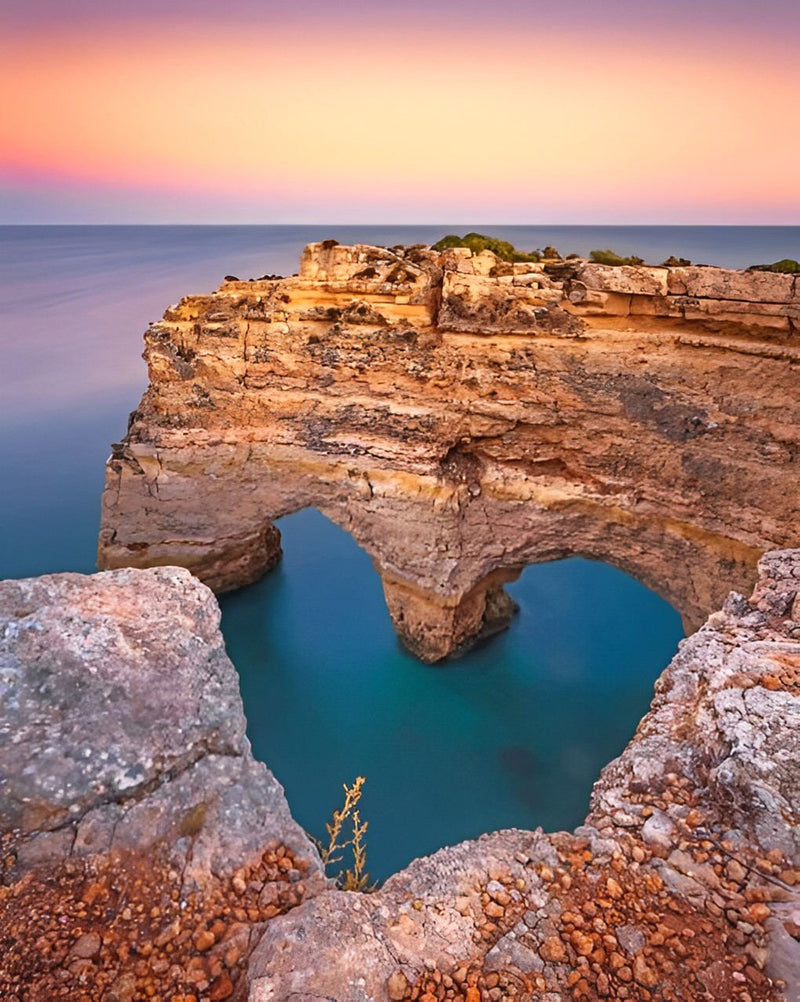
[{"xmin": 2, "ymin": 225, "xmax": 796, "ymax": 878}]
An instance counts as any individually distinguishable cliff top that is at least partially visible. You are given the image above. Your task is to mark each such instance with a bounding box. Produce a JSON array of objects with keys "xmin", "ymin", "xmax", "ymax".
[{"xmin": 216, "ymin": 239, "xmax": 800, "ymax": 308}]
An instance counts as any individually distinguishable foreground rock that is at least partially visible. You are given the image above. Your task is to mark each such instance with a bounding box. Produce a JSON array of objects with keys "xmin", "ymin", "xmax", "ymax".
[
  {"xmin": 250, "ymin": 550, "xmax": 800, "ymax": 1001},
  {"xmin": 1, "ymin": 555, "xmax": 797, "ymax": 1000},
  {"xmin": 98, "ymin": 242, "xmax": 800, "ymax": 661},
  {"xmin": 0, "ymin": 567, "xmax": 324, "ymax": 1000}
]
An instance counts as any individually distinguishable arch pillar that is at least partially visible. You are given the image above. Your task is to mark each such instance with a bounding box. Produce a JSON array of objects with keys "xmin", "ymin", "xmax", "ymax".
[{"xmin": 379, "ymin": 566, "xmax": 522, "ymax": 663}]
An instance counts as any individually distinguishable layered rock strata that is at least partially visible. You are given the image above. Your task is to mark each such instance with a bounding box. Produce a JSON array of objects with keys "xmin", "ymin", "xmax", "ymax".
[
  {"xmin": 249, "ymin": 549, "xmax": 800, "ymax": 1001},
  {"xmin": 98, "ymin": 242, "xmax": 800, "ymax": 660},
  {"xmin": 2, "ymin": 554, "xmax": 797, "ymax": 1000},
  {"xmin": 0, "ymin": 567, "xmax": 325, "ymax": 1000}
]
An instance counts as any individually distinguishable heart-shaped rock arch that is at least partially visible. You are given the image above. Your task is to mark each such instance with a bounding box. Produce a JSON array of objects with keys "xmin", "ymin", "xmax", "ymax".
[{"xmin": 98, "ymin": 242, "xmax": 799, "ymax": 662}]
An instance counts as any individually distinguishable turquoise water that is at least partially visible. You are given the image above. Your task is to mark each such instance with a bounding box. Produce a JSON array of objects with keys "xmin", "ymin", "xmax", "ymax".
[
  {"xmin": 220, "ymin": 510, "xmax": 682, "ymax": 878},
  {"xmin": 2, "ymin": 225, "xmax": 794, "ymax": 877}
]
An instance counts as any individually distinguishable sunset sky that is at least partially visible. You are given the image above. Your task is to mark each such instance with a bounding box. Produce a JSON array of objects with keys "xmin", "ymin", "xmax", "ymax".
[{"xmin": 1, "ymin": 0, "xmax": 799, "ymax": 224}]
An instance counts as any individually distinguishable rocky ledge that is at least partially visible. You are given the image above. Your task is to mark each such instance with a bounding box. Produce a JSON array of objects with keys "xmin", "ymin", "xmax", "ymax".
[
  {"xmin": 0, "ymin": 567, "xmax": 325, "ymax": 1000},
  {"xmin": 98, "ymin": 242, "xmax": 799, "ymax": 661},
  {"xmin": 1, "ymin": 553, "xmax": 798, "ymax": 1001}
]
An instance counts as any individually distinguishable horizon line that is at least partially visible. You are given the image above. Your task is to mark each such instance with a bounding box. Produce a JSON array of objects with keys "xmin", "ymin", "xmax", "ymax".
[{"xmin": 3, "ymin": 222, "xmax": 800, "ymax": 229}]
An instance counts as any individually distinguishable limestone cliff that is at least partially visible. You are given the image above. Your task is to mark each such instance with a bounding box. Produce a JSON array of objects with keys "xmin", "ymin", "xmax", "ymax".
[{"xmin": 98, "ymin": 242, "xmax": 800, "ymax": 660}]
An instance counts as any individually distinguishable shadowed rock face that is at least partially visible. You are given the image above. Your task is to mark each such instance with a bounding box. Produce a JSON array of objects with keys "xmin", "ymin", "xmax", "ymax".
[{"xmin": 97, "ymin": 242, "xmax": 800, "ymax": 661}]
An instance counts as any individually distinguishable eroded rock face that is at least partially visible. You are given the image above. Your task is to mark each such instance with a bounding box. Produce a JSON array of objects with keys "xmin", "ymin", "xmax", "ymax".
[
  {"xmin": 0, "ymin": 567, "xmax": 324, "ymax": 999},
  {"xmin": 248, "ymin": 550, "xmax": 800, "ymax": 1002},
  {"xmin": 98, "ymin": 242, "xmax": 800, "ymax": 661}
]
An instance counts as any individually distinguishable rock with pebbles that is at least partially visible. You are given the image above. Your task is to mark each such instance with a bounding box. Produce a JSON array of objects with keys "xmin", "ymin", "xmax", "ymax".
[
  {"xmin": 249, "ymin": 550, "xmax": 800, "ymax": 1001},
  {"xmin": 0, "ymin": 566, "xmax": 324, "ymax": 1000},
  {"xmin": 0, "ymin": 566, "xmax": 320, "ymax": 879}
]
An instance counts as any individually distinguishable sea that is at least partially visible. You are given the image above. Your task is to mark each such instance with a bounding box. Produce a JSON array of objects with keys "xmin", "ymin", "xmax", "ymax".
[{"xmin": 1, "ymin": 225, "xmax": 797, "ymax": 879}]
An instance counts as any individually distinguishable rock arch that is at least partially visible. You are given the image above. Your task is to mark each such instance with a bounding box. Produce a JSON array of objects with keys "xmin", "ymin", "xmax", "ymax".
[{"xmin": 98, "ymin": 242, "xmax": 800, "ymax": 661}]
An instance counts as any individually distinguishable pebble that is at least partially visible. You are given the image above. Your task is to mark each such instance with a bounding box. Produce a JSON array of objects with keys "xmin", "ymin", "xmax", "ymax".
[
  {"xmin": 571, "ymin": 930, "xmax": 595, "ymax": 956},
  {"xmin": 70, "ymin": 933, "xmax": 101, "ymax": 959},
  {"xmin": 749, "ymin": 902, "xmax": 770, "ymax": 922},
  {"xmin": 633, "ymin": 953, "xmax": 658, "ymax": 987},
  {"xmin": 540, "ymin": 936, "xmax": 566, "ymax": 963},
  {"xmin": 193, "ymin": 930, "xmax": 215, "ymax": 952},
  {"xmin": 726, "ymin": 860, "xmax": 748, "ymax": 883},
  {"xmin": 387, "ymin": 970, "xmax": 410, "ymax": 1000}
]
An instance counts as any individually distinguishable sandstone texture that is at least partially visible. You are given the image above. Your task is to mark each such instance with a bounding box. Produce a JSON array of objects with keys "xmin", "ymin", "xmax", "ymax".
[
  {"xmin": 248, "ymin": 549, "xmax": 800, "ymax": 1002},
  {"xmin": 0, "ymin": 567, "xmax": 324, "ymax": 1000},
  {"xmin": 98, "ymin": 242, "xmax": 800, "ymax": 661}
]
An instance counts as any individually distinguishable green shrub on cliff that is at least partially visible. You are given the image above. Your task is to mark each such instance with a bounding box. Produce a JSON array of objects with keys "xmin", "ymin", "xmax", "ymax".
[
  {"xmin": 432, "ymin": 234, "xmax": 469, "ymax": 251},
  {"xmin": 747, "ymin": 258, "xmax": 800, "ymax": 274},
  {"xmin": 432, "ymin": 232, "xmax": 540, "ymax": 263},
  {"xmin": 589, "ymin": 248, "xmax": 645, "ymax": 266}
]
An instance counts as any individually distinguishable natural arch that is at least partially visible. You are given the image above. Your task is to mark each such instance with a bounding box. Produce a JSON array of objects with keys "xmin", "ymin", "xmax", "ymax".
[{"xmin": 98, "ymin": 241, "xmax": 799, "ymax": 661}]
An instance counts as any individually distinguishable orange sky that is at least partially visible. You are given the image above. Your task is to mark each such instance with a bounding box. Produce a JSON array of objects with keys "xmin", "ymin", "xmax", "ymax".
[{"xmin": 1, "ymin": 15, "xmax": 799, "ymax": 222}]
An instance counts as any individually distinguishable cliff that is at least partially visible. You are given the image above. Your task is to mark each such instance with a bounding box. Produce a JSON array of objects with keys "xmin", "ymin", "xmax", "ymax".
[
  {"xmin": 97, "ymin": 242, "xmax": 800, "ymax": 661},
  {"xmin": 2, "ymin": 554, "xmax": 798, "ymax": 1000}
]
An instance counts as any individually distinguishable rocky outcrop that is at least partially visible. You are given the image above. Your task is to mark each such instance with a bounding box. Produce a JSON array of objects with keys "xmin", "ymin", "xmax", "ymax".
[
  {"xmin": 97, "ymin": 242, "xmax": 800, "ymax": 661},
  {"xmin": 1, "ymin": 555, "xmax": 797, "ymax": 1000},
  {"xmin": 566, "ymin": 261, "xmax": 800, "ymax": 331},
  {"xmin": 249, "ymin": 549, "xmax": 800, "ymax": 1001},
  {"xmin": 0, "ymin": 567, "xmax": 325, "ymax": 1000}
]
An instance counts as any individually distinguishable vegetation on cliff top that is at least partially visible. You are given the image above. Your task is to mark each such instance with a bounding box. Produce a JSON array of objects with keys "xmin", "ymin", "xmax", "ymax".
[
  {"xmin": 589, "ymin": 248, "xmax": 645, "ymax": 266},
  {"xmin": 747, "ymin": 258, "xmax": 800, "ymax": 274},
  {"xmin": 432, "ymin": 232, "xmax": 542, "ymax": 262},
  {"xmin": 429, "ymin": 237, "xmax": 733, "ymax": 272}
]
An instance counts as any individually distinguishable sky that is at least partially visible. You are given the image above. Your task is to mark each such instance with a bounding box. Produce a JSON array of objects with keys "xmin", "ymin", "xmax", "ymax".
[{"xmin": 1, "ymin": 0, "xmax": 799, "ymax": 224}]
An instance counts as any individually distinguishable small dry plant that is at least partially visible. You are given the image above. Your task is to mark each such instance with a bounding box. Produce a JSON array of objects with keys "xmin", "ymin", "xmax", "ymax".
[{"xmin": 318, "ymin": 775, "xmax": 373, "ymax": 891}]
